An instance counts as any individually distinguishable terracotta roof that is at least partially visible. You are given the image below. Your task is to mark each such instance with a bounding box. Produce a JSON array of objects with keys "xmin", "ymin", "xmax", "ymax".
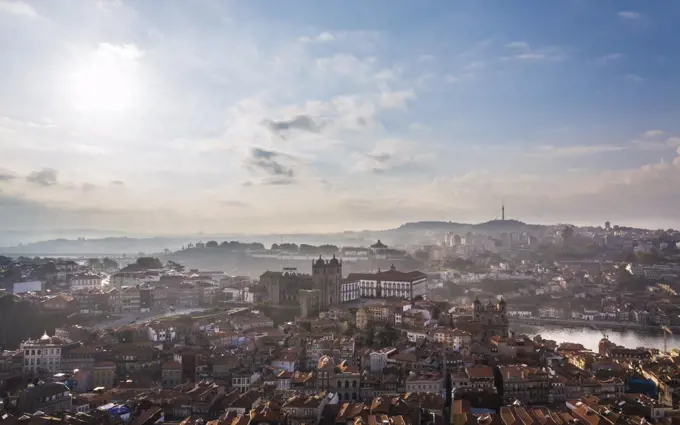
[{"xmin": 466, "ymin": 365, "xmax": 494, "ymax": 379}]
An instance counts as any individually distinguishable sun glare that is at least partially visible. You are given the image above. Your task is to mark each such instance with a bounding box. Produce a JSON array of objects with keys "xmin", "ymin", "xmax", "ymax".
[{"xmin": 69, "ymin": 44, "xmax": 142, "ymax": 113}]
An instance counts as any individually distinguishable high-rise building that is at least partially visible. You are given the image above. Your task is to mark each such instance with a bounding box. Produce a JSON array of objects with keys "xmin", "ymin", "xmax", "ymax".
[{"xmin": 312, "ymin": 256, "xmax": 342, "ymax": 310}]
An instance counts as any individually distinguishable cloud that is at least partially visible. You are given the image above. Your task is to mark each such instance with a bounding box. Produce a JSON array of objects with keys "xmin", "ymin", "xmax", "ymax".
[
  {"xmin": 617, "ymin": 11, "xmax": 641, "ymax": 20},
  {"xmin": 96, "ymin": 42, "xmax": 144, "ymax": 61},
  {"xmin": 219, "ymin": 200, "xmax": 249, "ymax": 207},
  {"xmin": 298, "ymin": 30, "xmax": 380, "ymax": 44},
  {"xmin": 352, "ymin": 139, "xmax": 431, "ymax": 174},
  {"xmin": 82, "ymin": 183, "xmax": 97, "ymax": 192},
  {"xmin": 0, "ymin": 169, "xmax": 18, "ymax": 181},
  {"xmin": 631, "ymin": 131, "xmax": 680, "ymax": 151},
  {"xmin": 501, "ymin": 42, "xmax": 566, "ymax": 62},
  {"xmin": 625, "ymin": 74, "xmax": 644, "ymax": 83},
  {"xmin": 26, "ymin": 168, "xmax": 58, "ymax": 186},
  {"xmin": 0, "ymin": 0, "xmax": 38, "ymax": 17},
  {"xmin": 530, "ymin": 144, "xmax": 626, "ymax": 158},
  {"xmin": 111, "ymin": 180, "xmax": 125, "ymax": 186},
  {"xmin": 444, "ymin": 75, "xmax": 460, "ymax": 83},
  {"xmin": 597, "ymin": 53, "xmax": 623, "ymax": 64},
  {"xmin": 643, "ymin": 130, "xmax": 666, "ymax": 138},
  {"xmin": 263, "ymin": 115, "xmax": 322, "ymax": 134},
  {"xmin": 243, "ymin": 147, "xmax": 295, "ymax": 179}
]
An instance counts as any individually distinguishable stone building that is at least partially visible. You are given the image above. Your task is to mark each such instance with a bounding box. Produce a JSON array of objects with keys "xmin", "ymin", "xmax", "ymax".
[
  {"xmin": 299, "ymin": 289, "xmax": 320, "ymax": 319},
  {"xmin": 473, "ymin": 298, "xmax": 509, "ymax": 340},
  {"xmin": 260, "ymin": 268, "xmax": 314, "ymax": 306},
  {"xmin": 312, "ymin": 256, "xmax": 342, "ymax": 311}
]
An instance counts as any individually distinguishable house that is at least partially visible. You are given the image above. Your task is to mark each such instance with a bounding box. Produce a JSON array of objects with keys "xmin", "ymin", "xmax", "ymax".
[{"xmin": 71, "ymin": 274, "xmax": 103, "ymax": 290}]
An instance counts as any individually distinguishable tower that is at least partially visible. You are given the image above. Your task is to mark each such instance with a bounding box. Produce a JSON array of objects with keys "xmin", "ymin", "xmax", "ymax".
[
  {"xmin": 312, "ymin": 255, "xmax": 342, "ymax": 310},
  {"xmin": 502, "ymin": 200, "xmax": 505, "ymax": 221}
]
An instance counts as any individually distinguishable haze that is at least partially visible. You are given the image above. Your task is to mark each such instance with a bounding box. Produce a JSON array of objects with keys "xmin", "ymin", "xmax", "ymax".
[{"xmin": 1, "ymin": 0, "xmax": 680, "ymax": 235}]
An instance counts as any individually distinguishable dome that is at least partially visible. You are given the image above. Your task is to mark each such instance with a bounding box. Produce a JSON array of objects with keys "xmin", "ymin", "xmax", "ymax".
[
  {"xmin": 40, "ymin": 331, "xmax": 50, "ymax": 341},
  {"xmin": 329, "ymin": 255, "xmax": 340, "ymax": 266},
  {"xmin": 474, "ymin": 298, "xmax": 481, "ymax": 305},
  {"xmin": 371, "ymin": 239, "xmax": 387, "ymax": 249},
  {"xmin": 315, "ymin": 256, "xmax": 325, "ymax": 266}
]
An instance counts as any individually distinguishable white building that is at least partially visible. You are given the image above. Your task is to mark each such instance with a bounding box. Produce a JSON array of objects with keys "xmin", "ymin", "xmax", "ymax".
[
  {"xmin": 345, "ymin": 266, "xmax": 427, "ymax": 301},
  {"xmin": 147, "ymin": 324, "xmax": 177, "ymax": 342},
  {"xmin": 71, "ymin": 274, "xmax": 103, "ymax": 290},
  {"xmin": 20, "ymin": 332, "xmax": 65, "ymax": 374},
  {"xmin": 369, "ymin": 347, "xmax": 397, "ymax": 373},
  {"xmin": 13, "ymin": 280, "xmax": 43, "ymax": 294}
]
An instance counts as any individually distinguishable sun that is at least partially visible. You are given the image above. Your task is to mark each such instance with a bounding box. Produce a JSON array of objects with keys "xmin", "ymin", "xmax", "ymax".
[{"xmin": 69, "ymin": 44, "xmax": 142, "ymax": 113}]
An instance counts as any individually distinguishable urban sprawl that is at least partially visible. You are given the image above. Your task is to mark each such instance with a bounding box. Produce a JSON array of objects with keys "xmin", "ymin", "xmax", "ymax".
[{"xmin": 2, "ymin": 218, "xmax": 680, "ymax": 425}]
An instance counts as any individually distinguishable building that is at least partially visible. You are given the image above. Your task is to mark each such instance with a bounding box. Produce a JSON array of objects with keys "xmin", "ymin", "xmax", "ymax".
[
  {"xmin": 356, "ymin": 308, "xmax": 370, "ymax": 330},
  {"xmin": 71, "ymin": 274, "xmax": 102, "ymax": 290},
  {"xmin": 260, "ymin": 268, "xmax": 314, "ymax": 306},
  {"xmin": 93, "ymin": 361, "xmax": 116, "ymax": 389},
  {"xmin": 12, "ymin": 280, "xmax": 43, "ymax": 294},
  {"xmin": 406, "ymin": 371, "xmax": 443, "ymax": 393},
  {"xmin": 299, "ymin": 289, "xmax": 321, "ymax": 319},
  {"xmin": 20, "ymin": 332, "xmax": 66, "ymax": 374},
  {"xmin": 312, "ymin": 256, "xmax": 342, "ymax": 310},
  {"xmin": 18, "ymin": 382, "xmax": 72, "ymax": 415},
  {"xmin": 473, "ymin": 298, "xmax": 509, "ymax": 340},
  {"xmin": 162, "ymin": 361, "xmax": 183, "ymax": 388},
  {"xmin": 346, "ymin": 265, "xmax": 427, "ymax": 301}
]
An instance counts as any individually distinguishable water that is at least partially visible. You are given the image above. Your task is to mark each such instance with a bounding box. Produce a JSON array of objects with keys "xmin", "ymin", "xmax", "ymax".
[{"xmin": 511, "ymin": 324, "xmax": 680, "ymax": 352}]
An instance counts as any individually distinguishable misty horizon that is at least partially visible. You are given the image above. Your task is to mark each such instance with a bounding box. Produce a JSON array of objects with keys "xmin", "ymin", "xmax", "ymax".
[{"xmin": 2, "ymin": 1, "xmax": 680, "ymax": 234}]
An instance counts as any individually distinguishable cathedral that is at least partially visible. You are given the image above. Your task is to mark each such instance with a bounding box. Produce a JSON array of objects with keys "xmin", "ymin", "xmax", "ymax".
[
  {"xmin": 473, "ymin": 297, "xmax": 509, "ymax": 340},
  {"xmin": 312, "ymin": 255, "xmax": 342, "ymax": 310}
]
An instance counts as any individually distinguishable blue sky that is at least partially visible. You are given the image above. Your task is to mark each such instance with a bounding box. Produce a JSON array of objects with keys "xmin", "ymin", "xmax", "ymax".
[{"xmin": 1, "ymin": 0, "xmax": 680, "ymax": 234}]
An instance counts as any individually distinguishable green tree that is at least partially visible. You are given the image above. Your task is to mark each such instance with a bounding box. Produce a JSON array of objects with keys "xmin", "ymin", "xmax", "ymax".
[
  {"xmin": 102, "ymin": 257, "xmax": 119, "ymax": 270},
  {"xmin": 87, "ymin": 258, "xmax": 103, "ymax": 270},
  {"xmin": 135, "ymin": 257, "xmax": 163, "ymax": 269},
  {"xmin": 206, "ymin": 241, "xmax": 219, "ymax": 248}
]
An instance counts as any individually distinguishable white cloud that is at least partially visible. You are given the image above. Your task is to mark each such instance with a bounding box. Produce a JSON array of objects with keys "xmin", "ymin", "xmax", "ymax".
[
  {"xmin": 617, "ymin": 11, "xmax": 641, "ymax": 20},
  {"xmin": 625, "ymin": 74, "xmax": 644, "ymax": 83},
  {"xmin": 444, "ymin": 74, "xmax": 460, "ymax": 83},
  {"xmin": 96, "ymin": 42, "xmax": 144, "ymax": 61},
  {"xmin": 529, "ymin": 144, "xmax": 626, "ymax": 158},
  {"xmin": 0, "ymin": 0, "xmax": 38, "ymax": 17},
  {"xmin": 351, "ymin": 138, "xmax": 432, "ymax": 174},
  {"xmin": 501, "ymin": 42, "xmax": 566, "ymax": 62},
  {"xmin": 299, "ymin": 30, "xmax": 380, "ymax": 44},
  {"xmin": 643, "ymin": 130, "xmax": 666, "ymax": 138},
  {"xmin": 597, "ymin": 53, "xmax": 623, "ymax": 64}
]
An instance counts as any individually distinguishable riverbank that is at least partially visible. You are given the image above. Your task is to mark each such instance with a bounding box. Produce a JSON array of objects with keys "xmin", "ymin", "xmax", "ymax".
[{"xmin": 509, "ymin": 317, "xmax": 671, "ymax": 334}]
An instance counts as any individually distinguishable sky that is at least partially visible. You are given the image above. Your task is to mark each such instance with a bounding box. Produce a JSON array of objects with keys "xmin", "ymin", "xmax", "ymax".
[{"xmin": 1, "ymin": 0, "xmax": 680, "ymax": 235}]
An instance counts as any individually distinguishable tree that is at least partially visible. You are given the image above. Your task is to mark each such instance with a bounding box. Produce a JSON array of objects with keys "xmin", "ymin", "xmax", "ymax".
[
  {"xmin": 414, "ymin": 250, "xmax": 430, "ymax": 263},
  {"xmin": 166, "ymin": 261, "xmax": 185, "ymax": 272},
  {"xmin": 135, "ymin": 257, "xmax": 163, "ymax": 269},
  {"xmin": 0, "ymin": 256, "xmax": 12, "ymax": 267},
  {"xmin": 206, "ymin": 241, "xmax": 219, "ymax": 248},
  {"xmin": 87, "ymin": 258, "xmax": 103, "ymax": 270},
  {"xmin": 102, "ymin": 257, "xmax": 119, "ymax": 270},
  {"xmin": 271, "ymin": 243, "xmax": 280, "ymax": 250}
]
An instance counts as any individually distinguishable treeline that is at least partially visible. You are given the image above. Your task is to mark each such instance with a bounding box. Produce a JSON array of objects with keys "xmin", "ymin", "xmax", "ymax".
[
  {"xmin": 182, "ymin": 241, "xmax": 340, "ymax": 255},
  {"xmin": 271, "ymin": 243, "xmax": 339, "ymax": 255},
  {"xmin": 0, "ymin": 294, "xmax": 69, "ymax": 350},
  {"xmin": 184, "ymin": 241, "xmax": 265, "ymax": 250}
]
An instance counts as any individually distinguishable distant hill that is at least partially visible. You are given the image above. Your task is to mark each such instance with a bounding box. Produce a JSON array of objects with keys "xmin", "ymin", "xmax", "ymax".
[
  {"xmin": 0, "ymin": 219, "xmax": 549, "ymax": 256},
  {"xmin": 397, "ymin": 221, "xmax": 466, "ymax": 231}
]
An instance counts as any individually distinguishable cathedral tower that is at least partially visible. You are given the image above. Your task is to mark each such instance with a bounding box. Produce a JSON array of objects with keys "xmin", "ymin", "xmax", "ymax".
[{"xmin": 312, "ymin": 255, "xmax": 342, "ymax": 310}]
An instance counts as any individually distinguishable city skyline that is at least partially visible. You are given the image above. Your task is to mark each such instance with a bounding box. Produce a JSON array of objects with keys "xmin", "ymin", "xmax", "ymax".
[{"xmin": 1, "ymin": 0, "xmax": 680, "ymax": 233}]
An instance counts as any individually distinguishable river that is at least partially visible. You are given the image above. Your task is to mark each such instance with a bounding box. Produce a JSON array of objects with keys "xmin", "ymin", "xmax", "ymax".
[{"xmin": 511, "ymin": 323, "xmax": 680, "ymax": 352}]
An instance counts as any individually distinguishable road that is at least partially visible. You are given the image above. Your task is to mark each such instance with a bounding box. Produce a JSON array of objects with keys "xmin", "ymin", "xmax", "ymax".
[{"xmin": 90, "ymin": 307, "xmax": 209, "ymax": 330}]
